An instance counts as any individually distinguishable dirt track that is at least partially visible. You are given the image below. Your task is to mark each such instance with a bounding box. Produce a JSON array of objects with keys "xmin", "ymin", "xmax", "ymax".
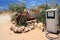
[{"xmin": 0, "ymin": 14, "xmax": 59, "ymax": 40}]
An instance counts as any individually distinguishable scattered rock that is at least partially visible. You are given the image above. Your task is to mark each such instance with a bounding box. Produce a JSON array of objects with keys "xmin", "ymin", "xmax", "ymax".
[
  {"xmin": 28, "ymin": 25, "xmax": 34, "ymax": 30},
  {"xmin": 10, "ymin": 20, "xmax": 42, "ymax": 33},
  {"xmin": 12, "ymin": 21, "xmax": 16, "ymax": 24},
  {"xmin": 28, "ymin": 28, "xmax": 31, "ymax": 31},
  {"xmin": 34, "ymin": 22, "xmax": 38, "ymax": 27},
  {"xmin": 13, "ymin": 27, "xmax": 18, "ymax": 33},
  {"xmin": 17, "ymin": 27, "xmax": 23, "ymax": 33},
  {"xmin": 21, "ymin": 26, "xmax": 25, "ymax": 29},
  {"xmin": 23, "ymin": 27, "xmax": 29, "ymax": 32},
  {"xmin": 10, "ymin": 26, "xmax": 18, "ymax": 33},
  {"xmin": 36, "ymin": 22, "xmax": 43, "ymax": 28},
  {"xmin": 10, "ymin": 26, "xmax": 15, "ymax": 31},
  {"xmin": 10, "ymin": 22, "xmax": 44, "ymax": 34}
]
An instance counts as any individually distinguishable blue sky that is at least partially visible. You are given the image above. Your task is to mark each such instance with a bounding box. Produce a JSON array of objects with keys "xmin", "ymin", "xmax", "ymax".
[{"xmin": 0, "ymin": 0, "xmax": 60, "ymax": 10}]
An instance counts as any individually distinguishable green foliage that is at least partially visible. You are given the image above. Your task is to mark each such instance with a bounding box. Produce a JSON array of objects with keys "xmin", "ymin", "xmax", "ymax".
[
  {"xmin": 15, "ymin": 4, "xmax": 26, "ymax": 13},
  {"xmin": 36, "ymin": 4, "xmax": 50, "ymax": 23},
  {"xmin": 17, "ymin": 15, "xmax": 27, "ymax": 26},
  {"xmin": 8, "ymin": 4, "xmax": 16, "ymax": 12},
  {"xmin": 11, "ymin": 13, "xmax": 17, "ymax": 22},
  {"xmin": 8, "ymin": 2, "xmax": 27, "ymax": 26},
  {"xmin": 44, "ymin": 4, "xmax": 51, "ymax": 10},
  {"xmin": 8, "ymin": 3, "xmax": 26, "ymax": 13},
  {"xmin": 37, "ymin": 10, "xmax": 46, "ymax": 23},
  {"xmin": 11, "ymin": 13, "xmax": 27, "ymax": 26},
  {"xmin": 38, "ymin": 3, "xmax": 51, "ymax": 10},
  {"xmin": 58, "ymin": 9, "xmax": 60, "ymax": 13}
]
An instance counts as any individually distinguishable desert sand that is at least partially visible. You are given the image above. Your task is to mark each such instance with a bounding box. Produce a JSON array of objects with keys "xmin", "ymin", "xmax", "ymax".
[{"xmin": 0, "ymin": 13, "xmax": 59, "ymax": 40}]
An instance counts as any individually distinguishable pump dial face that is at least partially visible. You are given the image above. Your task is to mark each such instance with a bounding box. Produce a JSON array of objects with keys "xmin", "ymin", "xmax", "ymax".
[
  {"xmin": 48, "ymin": 12, "xmax": 54, "ymax": 17},
  {"xmin": 47, "ymin": 11, "xmax": 55, "ymax": 18}
]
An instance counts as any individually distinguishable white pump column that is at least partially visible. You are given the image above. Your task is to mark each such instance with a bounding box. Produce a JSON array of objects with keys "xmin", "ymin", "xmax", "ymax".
[{"xmin": 46, "ymin": 8, "xmax": 59, "ymax": 34}]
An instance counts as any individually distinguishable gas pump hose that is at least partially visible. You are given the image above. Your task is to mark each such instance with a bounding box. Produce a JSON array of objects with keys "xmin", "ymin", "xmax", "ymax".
[{"xmin": 45, "ymin": 32, "xmax": 60, "ymax": 40}]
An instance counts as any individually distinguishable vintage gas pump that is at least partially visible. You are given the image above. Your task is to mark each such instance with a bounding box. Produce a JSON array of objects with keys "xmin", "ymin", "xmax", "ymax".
[
  {"xmin": 46, "ymin": 8, "xmax": 60, "ymax": 40},
  {"xmin": 46, "ymin": 8, "xmax": 59, "ymax": 34}
]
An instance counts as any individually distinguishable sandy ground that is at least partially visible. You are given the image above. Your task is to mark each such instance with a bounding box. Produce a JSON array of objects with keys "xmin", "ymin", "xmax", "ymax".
[{"xmin": 0, "ymin": 14, "xmax": 59, "ymax": 40}]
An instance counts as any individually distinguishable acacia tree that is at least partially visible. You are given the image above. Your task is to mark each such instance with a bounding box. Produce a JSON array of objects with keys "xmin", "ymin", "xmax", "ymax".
[
  {"xmin": 8, "ymin": 4, "xmax": 16, "ymax": 12},
  {"xmin": 8, "ymin": 3, "xmax": 26, "ymax": 13},
  {"xmin": 8, "ymin": 3, "xmax": 28, "ymax": 26}
]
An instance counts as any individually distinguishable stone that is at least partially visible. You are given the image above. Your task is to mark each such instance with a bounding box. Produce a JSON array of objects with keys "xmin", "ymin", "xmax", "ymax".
[
  {"xmin": 17, "ymin": 27, "xmax": 23, "ymax": 33},
  {"xmin": 13, "ymin": 27, "xmax": 18, "ymax": 33},
  {"xmin": 34, "ymin": 22, "xmax": 38, "ymax": 27},
  {"xmin": 10, "ymin": 26, "xmax": 15, "ymax": 31},
  {"xmin": 28, "ymin": 28, "xmax": 31, "ymax": 31},
  {"xmin": 37, "ymin": 22, "xmax": 43, "ymax": 28},
  {"xmin": 24, "ymin": 27, "xmax": 29, "ymax": 32},
  {"xmin": 28, "ymin": 25, "xmax": 34, "ymax": 30},
  {"xmin": 12, "ymin": 21, "xmax": 16, "ymax": 24},
  {"xmin": 21, "ymin": 26, "xmax": 25, "ymax": 29}
]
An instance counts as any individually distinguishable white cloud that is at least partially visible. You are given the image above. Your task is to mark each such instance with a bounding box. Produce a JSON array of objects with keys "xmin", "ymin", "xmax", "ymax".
[
  {"xmin": 28, "ymin": 1, "xmax": 37, "ymax": 7},
  {"xmin": 18, "ymin": 0, "xmax": 22, "ymax": 1},
  {"xmin": 18, "ymin": 0, "xmax": 25, "ymax": 3},
  {"xmin": 29, "ymin": 1, "xmax": 36, "ymax": 3},
  {"xmin": 18, "ymin": 0, "xmax": 25, "ymax": 1},
  {"xmin": 32, "ymin": 4, "xmax": 36, "ymax": 6}
]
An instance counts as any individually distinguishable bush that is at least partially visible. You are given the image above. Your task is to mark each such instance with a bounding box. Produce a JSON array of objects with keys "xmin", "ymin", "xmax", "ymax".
[
  {"xmin": 11, "ymin": 13, "xmax": 17, "ymax": 22},
  {"xmin": 11, "ymin": 13, "xmax": 28, "ymax": 26},
  {"xmin": 36, "ymin": 10, "xmax": 46, "ymax": 24},
  {"xmin": 17, "ymin": 15, "xmax": 27, "ymax": 26}
]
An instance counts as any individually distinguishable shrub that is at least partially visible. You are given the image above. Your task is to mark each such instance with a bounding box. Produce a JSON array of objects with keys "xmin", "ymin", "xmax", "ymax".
[
  {"xmin": 17, "ymin": 15, "xmax": 27, "ymax": 26},
  {"xmin": 11, "ymin": 13, "xmax": 28, "ymax": 26},
  {"xmin": 36, "ymin": 10, "xmax": 46, "ymax": 24},
  {"xmin": 11, "ymin": 13, "xmax": 17, "ymax": 22}
]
